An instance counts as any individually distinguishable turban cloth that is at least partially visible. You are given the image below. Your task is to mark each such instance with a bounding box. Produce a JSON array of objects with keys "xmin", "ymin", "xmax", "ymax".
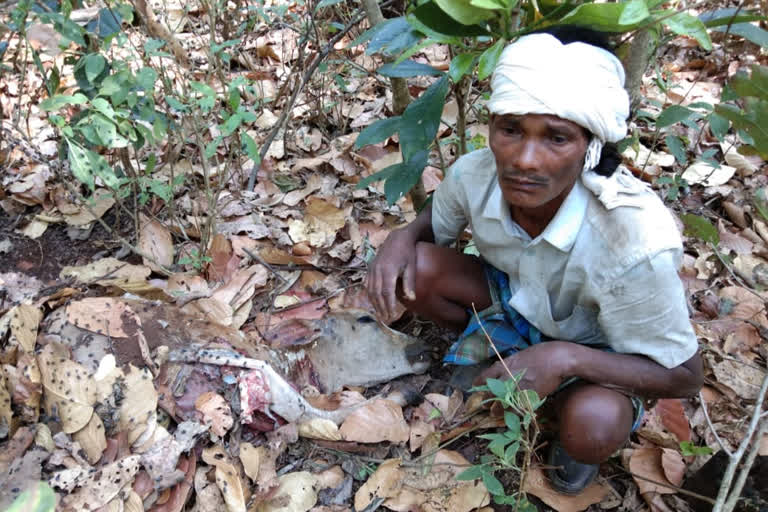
[{"xmin": 487, "ymin": 33, "xmax": 648, "ymax": 209}]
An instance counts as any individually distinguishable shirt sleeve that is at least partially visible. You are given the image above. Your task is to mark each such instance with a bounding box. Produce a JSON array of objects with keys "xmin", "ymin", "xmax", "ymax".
[
  {"xmin": 597, "ymin": 249, "xmax": 698, "ymax": 369},
  {"xmin": 431, "ymin": 166, "xmax": 469, "ymax": 247}
]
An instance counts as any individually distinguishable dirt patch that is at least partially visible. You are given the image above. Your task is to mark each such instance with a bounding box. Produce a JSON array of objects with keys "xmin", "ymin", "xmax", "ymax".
[{"xmin": 0, "ymin": 212, "xmax": 120, "ymax": 285}]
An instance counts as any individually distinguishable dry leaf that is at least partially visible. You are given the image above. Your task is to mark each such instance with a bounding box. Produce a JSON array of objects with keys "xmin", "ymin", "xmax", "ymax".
[
  {"xmin": 181, "ymin": 298, "xmax": 234, "ymax": 327},
  {"xmin": 38, "ymin": 342, "xmax": 96, "ymax": 433},
  {"xmin": 72, "ymin": 412, "xmax": 107, "ymax": 464},
  {"xmin": 681, "ymin": 162, "xmax": 736, "ymax": 186},
  {"xmin": 239, "ymin": 442, "xmax": 262, "ymax": 481},
  {"xmin": 194, "ymin": 466, "xmax": 227, "ymax": 512},
  {"xmin": 60, "ymin": 258, "xmax": 152, "ymax": 286},
  {"xmin": 409, "ymin": 420, "xmax": 435, "ymax": 452},
  {"xmin": 710, "ymin": 355, "xmax": 767, "ymax": 400},
  {"xmin": 258, "ymin": 471, "xmax": 318, "ymax": 512},
  {"xmin": 63, "ymin": 189, "xmax": 115, "ymax": 226},
  {"xmin": 660, "ymin": 448, "xmax": 685, "ymax": 486},
  {"xmin": 59, "ymin": 455, "xmax": 141, "ymax": 510},
  {"xmin": 656, "ymin": 399, "xmax": 691, "ymax": 443},
  {"xmin": 203, "ymin": 446, "xmax": 247, "ymax": 512},
  {"xmin": 298, "ymin": 418, "xmax": 342, "ymax": 441},
  {"xmin": 522, "ymin": 466, "xmax": 609, "ymax": 512},
  {"xmin": 314, "ymin": 465, "xmax": 345, "ymax": 490},
  {"xmin": 195, "ymin": 391, "xmax": 234, "ymax": 437},
  {"xmin": 628, "ymin": 447, "xmax": 676, "ymax": 496},
  {"xmin": 118, "ymin": 365, "xmax": 158, "ymax": 444},
  {"xmin": 0, "ymin": 374, "xmax": 12, "ymax": 438},
  {"xmin": 20, "ymin": 219, "xmax": 48, "ymax": 239},
  {"xmin": 353, "ymin": 458, "xmax": 403, "ymax": 511},
  {"xmin": 339, "ymin": 400, "xmax": 409, "ymax": 443},
  {"xmin": 139, "ymin": 215, "xmax": 174, "ymax": 271},
  {"xmin": 8, "ymin": 304, "xmax": 42, "ymax": 353},
  {"xmin": 66, "ymin": 297, "xmax": 139, "ymax": 338}
]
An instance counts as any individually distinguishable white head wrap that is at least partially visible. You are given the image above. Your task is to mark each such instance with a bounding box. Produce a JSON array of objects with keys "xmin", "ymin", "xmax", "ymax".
[{"xmin": 488, "ymin": 33, "xmax": 648, "ymax": 209}]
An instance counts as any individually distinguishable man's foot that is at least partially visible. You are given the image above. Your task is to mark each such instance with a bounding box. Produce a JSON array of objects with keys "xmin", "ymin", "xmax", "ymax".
[{"xmin": 546, "ymin": 440, "xmax": 599, "ymax": 495}]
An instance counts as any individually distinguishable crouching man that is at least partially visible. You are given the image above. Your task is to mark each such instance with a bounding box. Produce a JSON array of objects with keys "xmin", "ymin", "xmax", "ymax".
[{"xmin": 366, "ymin": 28, "xmax": 703, "ymax": 495}]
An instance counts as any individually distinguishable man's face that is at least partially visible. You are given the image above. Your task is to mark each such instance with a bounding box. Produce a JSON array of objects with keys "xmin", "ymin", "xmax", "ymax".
[{"xmin": 489, "ymin": 113, "xmax": 589, "ymax": 211}]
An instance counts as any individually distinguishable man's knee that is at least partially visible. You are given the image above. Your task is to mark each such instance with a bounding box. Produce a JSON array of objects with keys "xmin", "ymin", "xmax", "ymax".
[
  {"xmin": 558, "ymin": 385, "xmax": 634, "ymax": 464},
  {"xmin": 412, "ymin": 242, "xmax": 441, "ymax": 300}
]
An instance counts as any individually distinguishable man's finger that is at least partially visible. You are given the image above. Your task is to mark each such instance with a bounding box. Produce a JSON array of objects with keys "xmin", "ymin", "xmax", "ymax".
[
  {"xmin": 369, "ymin": 268, "xmax": 385, "ymax": 321},
  {"xmin": 402, "ymin": 261, "xmax": 416, "ymax": 302},
  {"xmin": 384, "ymin": 271, "xmax": 399, "ymax": 322}
]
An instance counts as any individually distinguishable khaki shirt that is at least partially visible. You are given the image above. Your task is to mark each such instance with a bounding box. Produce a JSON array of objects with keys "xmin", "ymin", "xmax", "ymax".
[{"xmin": 432, "ymin": 148, "xmax": 698, "ymax": 369}]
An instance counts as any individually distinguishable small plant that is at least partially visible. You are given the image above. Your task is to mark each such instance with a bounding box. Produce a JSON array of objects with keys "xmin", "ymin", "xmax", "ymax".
[
  {"xmin": 456, "ymin": 372, "xmax": 544, "ymax": 510},
  {"xmin": 680, "ymin": 440, "xmax": 714, "ymax": 457},
  {"xmin": 178, "ymin": 249, "xmax": 213, "ymax": 271}
]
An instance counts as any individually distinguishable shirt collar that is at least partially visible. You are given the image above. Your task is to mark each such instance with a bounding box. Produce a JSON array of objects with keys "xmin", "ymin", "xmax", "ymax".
[
  {"xmin": 482, "ymin": 178, "xmax": 589, "ymax": 252},
  {"xmin": 539, "ymin": 179, "xmax": 589, "ymax": 251}
]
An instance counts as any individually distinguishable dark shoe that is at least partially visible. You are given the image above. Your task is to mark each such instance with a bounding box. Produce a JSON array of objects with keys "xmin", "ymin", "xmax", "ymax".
[
  {"xmin": 446, "ymin": 360, "xmax": 495, "ymax": 393},
  {"xmin": 546, "ymin": 440, "xmax": 600, "ymax": 495}
]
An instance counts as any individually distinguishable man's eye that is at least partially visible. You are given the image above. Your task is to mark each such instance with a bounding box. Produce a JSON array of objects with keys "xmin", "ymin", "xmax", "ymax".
[
  {"xmin": 551, "ymin": 134, "xmax": 568, "ymax": 144},
  {"xmin": 504, "ymin": 126, "xmax": 520, "ymax": 135}
]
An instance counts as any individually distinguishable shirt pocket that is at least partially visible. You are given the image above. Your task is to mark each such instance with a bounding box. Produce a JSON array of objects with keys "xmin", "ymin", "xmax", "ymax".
[{"xmin": 550, "ymin": 304, "xmax": 600, "ymax": 343}]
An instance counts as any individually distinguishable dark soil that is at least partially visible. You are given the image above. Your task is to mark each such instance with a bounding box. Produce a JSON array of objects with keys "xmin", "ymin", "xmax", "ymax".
[{"xmin": 0, "ymin": 209, "xmax": 122, "ymax": 285}]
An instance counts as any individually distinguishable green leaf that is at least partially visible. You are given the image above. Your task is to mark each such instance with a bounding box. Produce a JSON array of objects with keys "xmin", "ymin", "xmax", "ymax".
[
  {"xmin": 205, "ymin": 136, "xmax": 222, "ymax": 159},
  {"xmin": 657, "ymin": 105, "xmax": 697, "ymax": 128},
  {"xmin": 477, "ymin": 39, "xmax": 505, "ymax": 81},
  {"xmin": 665, "ymin": 134, "xmax": 687, "ymax": 165},
  {"xmin": 618, "ymin": 0, "xmax": 650, "ymax": 25},
  {"xmin": 482, "ymin": 472, "xmax": 505, "ymax": 495},
  {"xmin": 487, "ymin": 436, "xmax": 510, "ymax": 458},
  {"xmin": 6, "ymin": 481, "xmax": 56, "ymax": 512},
  {"xmin": 730, "ymin": 65, "xmax": 768, "ymax": 99},
  {"xmin": 504, "ymin": 441, "xmax": 519, "ymax": 462},
  {"xmin": 365, "ymin": 17, "xmax": 422, "ymax": 57},
  {"xmin": 40, "ymin": 93, "xmax": 88, "ymax": 111},
  {"xmin": 469, "ymin": 0, "xmax": 507, "ymax": 10},
  {"xmin": 316, "ymin": 0, "xmax": 346, "ymax": 8},
  {"xmin": 561, "ymin": 3, "xmax": 634, "ymax": 32},
  {"xmin": 486, "ymin": 378, "xmax": 507, "ymax": 398},
  {"xmin": 434, "ymin": 0, "xmax": 496, "ymax": 25},
  {"xmin": 410, "ymin": 2, "xmax": 490, "ymax": 37},
  {"xmin": 378, "ymin": 60, "xmax": 444, "ymax": 77},
  {"xmin": 708, "ymin": 112, "xmax": 729, "ymax": 141},
  {"xmin": 504, "ymin": 411, "xmax": 520, "ymax": 437},
  {"xmin": 356, "ymin": 162, "xmax": 401, "ymax": 189},
  {"xmin": 449, "ymin": 53, "xmax": 476, "ymax": 82},
  {"xmin": 400, "ymin": 75, "xmax": 450, "ymax": 161},
  {"xmin": 90, "ymin": 98, "xmax": 116, "ymax": 120},
  {"xmin": 66, "ymin": 139, "xmax": 115, "ymax": 190},
  {"xmin": 85, "ymin": 7, "xmax": 122, "ymax": 40},
  {"xmin": 136, "ymin": 67, "xmax": 157, "ymax": 90},
  {"xmin": 699, "ymin": 8, "xmax": 765, "ymax": 28},
  {"xmin": 456, "ymin": 465, "xmax": 485, "ymax": 481},
  {"xmin": 84, "ymin": 53, "xmax": 106, "ymax": 84},
  {"xmin": 165, "ymin": 96, "xmax": 188, "ymax": 112},
  {"xmin": 679, "ymin": 441, "xmax": 714, "ymax": 456},
  {"xmin": 384, "ymin": 149, "xmax": 430, "ymax": 204},
  {"xmin": 681, "ymin": 214, "xmax": 719, "ymax": 246},
  {"xmin": 146, "ymin": 178, "xmax": 172, "ymax": 201},
  {"xmin": 355, "ymin": 116, "xmax": 402, "ymax": 148},
  {"xmin": 427, "ymin": 407, "xmax": 442, "ymax": 421},
  {"xmin": 663, "ymin": 12, "xmax": 713, "ymax": 51},
  {"xmin": 241, "ymin": 132, "xmax": 261, "ymax": 165}
]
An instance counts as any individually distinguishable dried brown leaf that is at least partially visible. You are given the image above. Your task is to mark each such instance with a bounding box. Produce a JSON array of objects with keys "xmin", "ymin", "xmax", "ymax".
[
  {"xmin": 139, "ymin": 215, "xmax": 174, "ymax": 270},
  {"xmin": 353, "ymin": 458, "xmax": 403, "ymax": 511},
  {"xmin": 63, "ymin": 189, "xmax": 115, "ymax": 226},
  {"xmin": 118, "ymin": 365, "xmax": 158, "ymax": 444},
  {"xmin": 523, "ymin": 466, "xmax": 609, "ymax": 512},
  {"xmin": 60, "ymin": 455, "xmax": 141, "ymax": 510},
  {"xmin": 38, "ymin": 342, "xmax": 96, "ymax": 433},
  {"xmin": 72, "ymin": 412, "xmax": 107, "ymax": 464},
  {"xmin": 66, "ymin": 297, "xmax": 139, "ymax": 338},
  {"xmin": 60, "ymin": 258, "xmax": 152, "ymax": 286},
  {"xmin": 628, "ymin": 447, "xmax": 676, "ymax": 496},
  {"xmin": 8, "ymin": 304, "xmax": 42, "ymax": 353},
  {"xmin": 339, "ymin": 399, "xmax": 409, "ymax": 444},
  {"xmin": 298, "ymin": 418, "xmax": 342, "ymax": 441},
  {"xmin": 195, "ymin": 391, "xmax": 233, "ymax": 437},
  {"xmin": 259, "ymin": 471, "xmax": 319, "ymax": 512},
  {"xmin": 656, "ymin": 399, "xmax": 691, "ymax": 443},
  {"xmin": 660, "ymin": 448, "xmax": 685, "ymax": 486}
]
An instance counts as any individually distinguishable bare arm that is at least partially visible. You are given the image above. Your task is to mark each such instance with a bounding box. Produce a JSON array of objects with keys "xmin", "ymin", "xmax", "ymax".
[
  {"xmin": 367, "ymin": 205, "xmax": 435, "ymax": 322},
  {"xmin": 481, "ymin": 341, "xmax": 703, "ymax": 399}
]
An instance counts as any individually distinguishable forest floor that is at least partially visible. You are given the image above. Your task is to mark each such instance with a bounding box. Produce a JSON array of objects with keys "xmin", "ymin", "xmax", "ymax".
[{"xmin": 1, "ymin": 0, "xmax": 767, "ymax": 511}]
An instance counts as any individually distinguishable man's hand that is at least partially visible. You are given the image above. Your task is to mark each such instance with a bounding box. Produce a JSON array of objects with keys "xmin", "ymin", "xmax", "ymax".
[
  {"xmin": 477, "ymin": 342, "xmax": 574, "ymax": 397},
  {"xmin": 367, "ymin": 229, "xmax": 419, "ymax": 323}
]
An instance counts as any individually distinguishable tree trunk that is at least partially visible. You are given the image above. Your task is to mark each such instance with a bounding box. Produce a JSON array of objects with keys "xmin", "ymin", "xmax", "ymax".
[{"xmin": 621, "ymin": 30, "xmax": 655, "ymax": 113}]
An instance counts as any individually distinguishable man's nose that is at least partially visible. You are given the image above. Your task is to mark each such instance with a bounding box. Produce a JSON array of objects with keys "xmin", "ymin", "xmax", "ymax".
[{"xmin": 513, "ymin": 138, "xmax": 540, "ymax": 173}]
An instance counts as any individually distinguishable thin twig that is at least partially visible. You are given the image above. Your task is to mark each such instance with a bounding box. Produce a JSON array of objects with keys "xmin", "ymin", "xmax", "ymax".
[
  {"xmin": 608, "ymin": 462, "xmax": 717, "ymax": 505},
  {"xmin": 699, "ymin": 390, "xmax": 734, "ymax": 457},
  {"xmin": 722, "ymin": 418, "xmax": 768, "ymax": 511},
  {"xmin": 242, "ymin": 247, "xmax": 289, "ymax": 284},
  {"xmin": 712, "ymin": 372, "xmax": 768, "ymax": 511},
  {"xmin": 247, "ymin": 9, "xmax": 366, "ymax": 190}
]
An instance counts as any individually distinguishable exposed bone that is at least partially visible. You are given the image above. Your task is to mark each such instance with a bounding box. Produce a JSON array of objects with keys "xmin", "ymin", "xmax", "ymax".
[{"xmin": 168, "ymin": 346, "xmax": 363, "ymax": 425}]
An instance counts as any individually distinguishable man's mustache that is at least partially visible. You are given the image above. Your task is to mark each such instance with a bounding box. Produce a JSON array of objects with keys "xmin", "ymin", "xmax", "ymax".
[{"xmin": 499, "ymin": 171, "xmax": 548, "ymax": 184}]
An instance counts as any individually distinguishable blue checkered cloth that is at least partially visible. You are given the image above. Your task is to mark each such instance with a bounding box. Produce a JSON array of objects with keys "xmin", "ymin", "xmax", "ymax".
[{"xmin": 443, "ymin": 262, "xmax": 645, "ymax": 432}]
